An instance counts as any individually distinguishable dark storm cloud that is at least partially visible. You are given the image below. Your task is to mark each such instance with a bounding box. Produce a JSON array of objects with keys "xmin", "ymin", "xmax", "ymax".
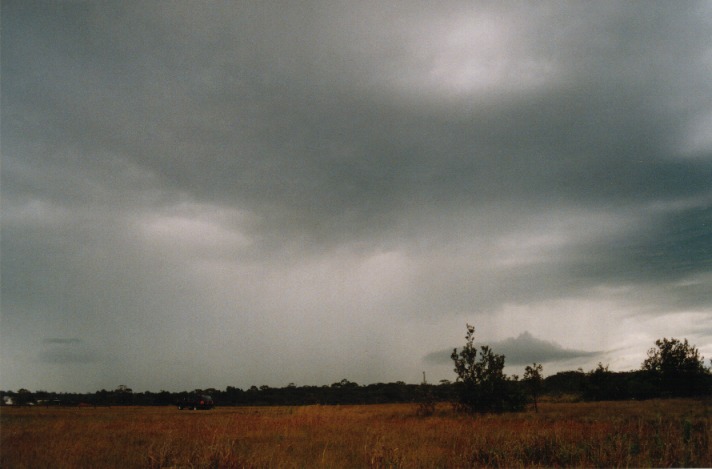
[
  {"xmin": 562, "ymin": 204, "xmax": 712, "ymax": 305},
  {"xmin": 424, "ymin": 331, "xmax": 601, "ymax": 366},
  {"xmin": 6, "ymin": 1, "xmax": 710, "ymax": 226},
  {"xmin": 2, "ymin": 0, "xmax": 712, "ymax": 391}
]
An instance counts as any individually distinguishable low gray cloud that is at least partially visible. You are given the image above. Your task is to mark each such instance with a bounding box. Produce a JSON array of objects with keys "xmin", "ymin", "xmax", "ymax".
[
  {"xmin": 38, "ymin": 338, "xmax": 97, "ymax": 365},
  {"xmin": 490, "ymin": 332, "xmax": 602, "ymax": 366},
  {"xmin": 425, "ymin": 331, "xmax": 602, "ymax": 367},
  {"xmin": 43, "ymin": 338, "xmax": 82, "ymax": 345}
]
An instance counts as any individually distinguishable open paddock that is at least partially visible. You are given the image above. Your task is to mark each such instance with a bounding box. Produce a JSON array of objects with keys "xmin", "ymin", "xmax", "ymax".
[{"xmin": 1, "ymin": 399, "xmax": 710, "ymax": 468}]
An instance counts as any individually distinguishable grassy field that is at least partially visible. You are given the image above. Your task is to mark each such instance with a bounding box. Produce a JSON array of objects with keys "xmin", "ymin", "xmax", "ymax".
[{"xmin": 1, "ymin": 399, "xmax": 710, "ymax": 468}]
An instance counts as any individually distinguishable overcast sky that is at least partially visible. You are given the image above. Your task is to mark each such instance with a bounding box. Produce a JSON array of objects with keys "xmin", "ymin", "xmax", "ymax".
[{"xmin": 2, "ymin": 1, "xmax": 712, "ymax": 393}]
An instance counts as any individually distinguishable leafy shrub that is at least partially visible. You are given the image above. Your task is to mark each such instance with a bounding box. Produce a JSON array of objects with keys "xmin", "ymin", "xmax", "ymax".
[{"xmin": 451, "ymin": 324, "xmax": 526, "ymax": 413}]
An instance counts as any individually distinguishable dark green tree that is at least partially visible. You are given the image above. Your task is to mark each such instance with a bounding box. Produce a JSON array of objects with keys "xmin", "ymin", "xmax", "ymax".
[
  {"xmin": 114, "ymin": 385, "xmax": 134, "ymax": 405},
  {"xmin": 641, "ymin": 338, "xmax": 710, "ymax": 397},
  {"xmin": 15, "ymin": 388, "xmax": 34, "ymax": 406},
  {"xmin": 451, "ymin": 324, "xmax": 524, "ymax": 413},
  {"xmin": 583, "ymin": 363, "xmax": 619, "ymax": 401},
  {"xmin": 523, "ymin": 363, "xmax": 543, "ymax": 412}
]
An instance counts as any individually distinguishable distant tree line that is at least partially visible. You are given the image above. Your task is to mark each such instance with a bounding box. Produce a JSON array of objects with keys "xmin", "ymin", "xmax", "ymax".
[
  {"xmin": 0, "ymin": 380, "xmax": 457, "ymax": 407},
  {"xmin": 2, "ymin": 332, "xmax": 710, "ymax": 409}
]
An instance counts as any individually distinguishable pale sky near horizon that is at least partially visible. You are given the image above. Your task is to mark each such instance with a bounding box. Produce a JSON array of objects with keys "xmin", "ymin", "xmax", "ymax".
[{"xmin": 2, "ymin": 1, "xmax": 712, "ymax": 393}]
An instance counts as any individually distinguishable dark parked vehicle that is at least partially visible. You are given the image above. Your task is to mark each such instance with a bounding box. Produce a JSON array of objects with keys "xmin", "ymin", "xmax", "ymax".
[{"xmin": 177, "ymin": 394, "xmax": 214, "ymax": 410}]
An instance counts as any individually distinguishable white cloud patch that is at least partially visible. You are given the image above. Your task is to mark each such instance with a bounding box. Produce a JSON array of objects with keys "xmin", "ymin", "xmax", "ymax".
[
  {"xmin": 135, "ymin": 202, "xmax": 253, "ymax": 256},
  {"xmin": 417, "ymin": 12, "xmax": 558, "ymax": 96},
  {"xmin": 682, "ymin": 109, "xmax": 712, "ymax": 157}
]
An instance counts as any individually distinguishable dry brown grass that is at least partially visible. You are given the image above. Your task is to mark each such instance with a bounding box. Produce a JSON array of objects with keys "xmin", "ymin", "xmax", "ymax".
[{"xmin": 1, "ymin": 399, "xmax": 710, "ymax": 468}]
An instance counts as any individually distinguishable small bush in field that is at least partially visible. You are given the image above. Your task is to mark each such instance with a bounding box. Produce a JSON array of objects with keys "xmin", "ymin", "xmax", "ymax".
[
  {"xmin": 415, "ymin": 381, "xmax": 436, "ymax": 417},
  {"xmin": 524, "ymin": 363, "xmax": 544, "ymax": 412},
  {"xmin": 451, "ymin": 324, "xmax": 526, "ymax": 413}
]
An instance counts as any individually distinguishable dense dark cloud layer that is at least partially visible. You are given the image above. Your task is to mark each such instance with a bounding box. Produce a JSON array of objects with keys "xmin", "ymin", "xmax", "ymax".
[{"xmin": 2, "ymin": 1, "xmax": 711, "ymax": 392}]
